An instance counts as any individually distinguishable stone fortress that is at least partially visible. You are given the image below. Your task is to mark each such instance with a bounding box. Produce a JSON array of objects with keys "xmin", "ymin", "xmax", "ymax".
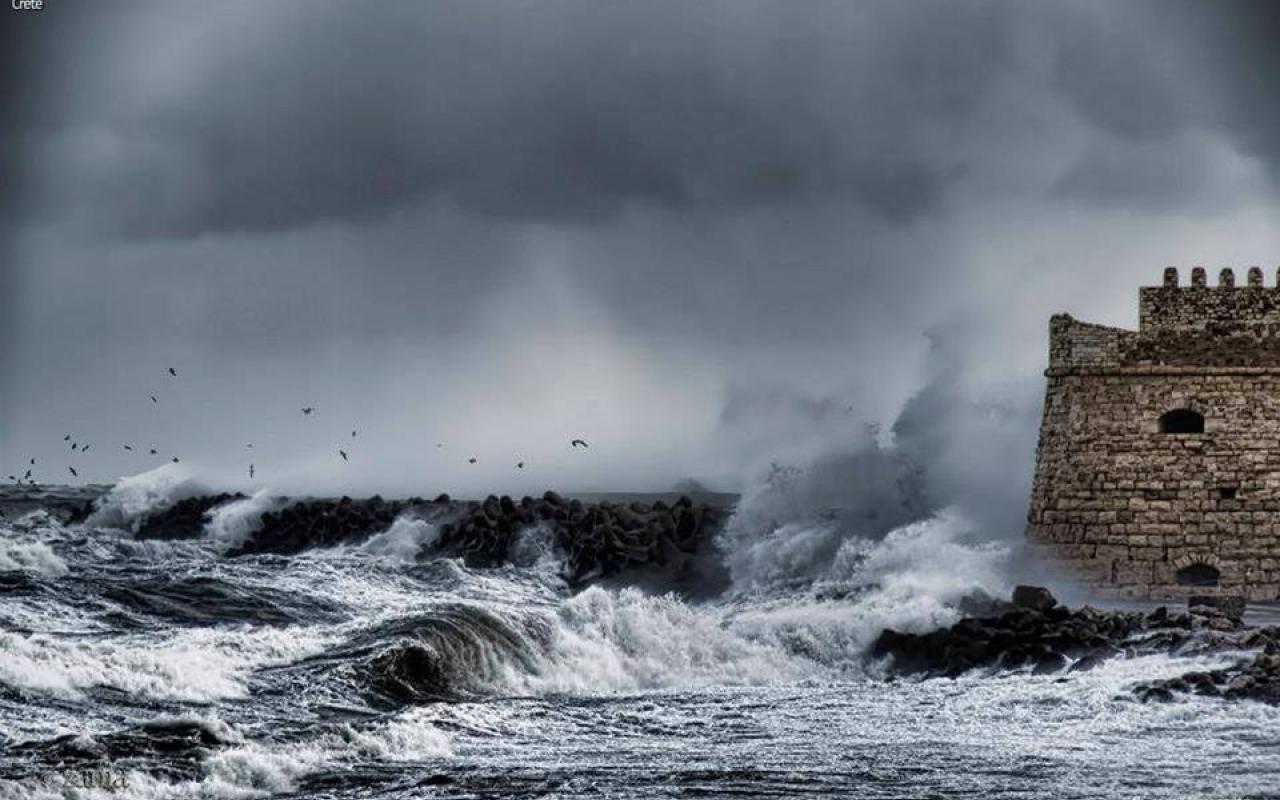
[{"xmin": 1028, "ymin": 266, "xmax": 1280, "ymax": 600}]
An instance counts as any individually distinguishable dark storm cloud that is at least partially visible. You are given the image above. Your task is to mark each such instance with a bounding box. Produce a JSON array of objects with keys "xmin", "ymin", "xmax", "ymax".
[
  {"xmin": 12, "ymin": 0, "xmax": 1278, "ymax": 240},
  {"xmin": 0, "ymin": 8, "xmax": 49, "ymax": 427},
  {"xmin": 1188, "ymin": 3, "xmax": 1280, "ymax": 177},
  {"xmin": 1047, "ymin": 0, "xmax": 1280, "ymax": 207},
  {"xmin": 16, "ymin": 0, "xmax": 1020, "ymax": 238}
]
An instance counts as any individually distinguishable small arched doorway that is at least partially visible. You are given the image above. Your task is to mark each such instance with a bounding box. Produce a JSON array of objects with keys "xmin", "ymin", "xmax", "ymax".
[
  {"xmin": 1159, "ymin": 408, "xmax": 1205, "ymax": 434},
  {"xmin": 1175, "ymin": 563, "xmax": 1220, "ymax": 587}
]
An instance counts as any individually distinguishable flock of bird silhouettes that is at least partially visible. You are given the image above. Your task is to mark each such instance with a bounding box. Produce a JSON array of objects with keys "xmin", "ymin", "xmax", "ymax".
[{"xmin": 6, "ymin": 367, "xmax": 591, "ymax": 487}]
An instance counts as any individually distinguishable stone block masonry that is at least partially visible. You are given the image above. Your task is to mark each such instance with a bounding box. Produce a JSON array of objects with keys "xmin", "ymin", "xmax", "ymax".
[{"xmin": 1028, "ymin": 267, "xmax": 1280, "ymax": 600}]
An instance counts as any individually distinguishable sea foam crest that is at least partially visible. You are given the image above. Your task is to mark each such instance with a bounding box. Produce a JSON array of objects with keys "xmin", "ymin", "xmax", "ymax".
[
  {"xmin": 0, "ymin": 625, "xmax": 335, "ymax": 704},
  {"xmin": 86, "ymin": 464, "xmax": 209, "ymax": 533},
  {"xmin": 361, "ymin": 515, "xmax": 441, "ymax": 562},
  {"xmin": 0, "ymin": 541, "xmax": 68, "ymax": 577},
  {"xmin": 732, "ymin": 511, "xmax": 1010, "ymax": 667},
  {"xmin": 494, "ymin": 512, "xmax": 1009, "ymax": 693},
  {"xmin": 0, "ymin": 713, "xmax": 451, "ymax": 800},
  {"xmin": 204, "ymin": 489, "xmax": 286, "ymax": 549}
]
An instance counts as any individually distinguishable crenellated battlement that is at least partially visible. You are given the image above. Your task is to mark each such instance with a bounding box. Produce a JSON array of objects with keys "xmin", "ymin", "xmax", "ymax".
[
  {"xmin": 1140, "ymin": 266, "xmax": 1280, "ymax": 337},
  {"xmin": 1159, "ymin": 266, "xmax": 1276, "ymax": 289},
  {"xmin": 1046, "ymin": 267, "xmax": 1280, "ymax": 373}
]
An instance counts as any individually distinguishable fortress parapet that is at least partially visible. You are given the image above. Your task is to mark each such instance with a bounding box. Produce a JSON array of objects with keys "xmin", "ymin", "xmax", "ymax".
[
  {"xmin": 1139, "ymin": 267, "xmax": 1280, "ymax": 340},
  {"xmin": 1029, "ymin": 267, "xmax": 1280, "ymax": 601}
]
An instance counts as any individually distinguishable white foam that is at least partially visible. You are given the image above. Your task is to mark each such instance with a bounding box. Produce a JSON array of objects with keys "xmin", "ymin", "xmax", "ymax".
[
  {"xmin": 0, "ymin": 625, "xmax": 335, "ymax": 703},
  {"xmin": 828, "ymin": 510, "xmax": 1008, "ymax": 630},
  {"xmin": 719, "ymin": 443, "xmax": 930, "ymax": 591},
  {"xmin": 479, "ymin": 511, "xmax": 1013, "ymax": 693},
  {"xmin": 0, "ymin": 541, "xmax": 68, "ymax": 577},
  {"xmin": 204, "ymin": 489, "xmax": 285, "ymax": 549},
  {"xmin": 360, "ymin": 515, "xmax": 439, "ymax": 562},
  {"xmin": 728, "ymin": 519, "xmax": 842, "ymax": 592},
  {"xmin": 87, "ymin": 465, "xmax": 209, "ymax": 533},
  {"xmin": 0, "ymin": 713, "xmax": 450, "ymax": 800},
  {"xmin": 513, "ymin": 586, "xmax": 820, "ymax": 693},
  {"xmin": 335, "ymin": 709, "xmax": 453, "ymax": 760}
]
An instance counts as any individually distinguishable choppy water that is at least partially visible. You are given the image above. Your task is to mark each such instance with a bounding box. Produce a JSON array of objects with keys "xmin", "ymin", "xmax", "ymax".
[{"xmin": 0, "ymin": 472, "xmax": 1276, "ymax": 799}]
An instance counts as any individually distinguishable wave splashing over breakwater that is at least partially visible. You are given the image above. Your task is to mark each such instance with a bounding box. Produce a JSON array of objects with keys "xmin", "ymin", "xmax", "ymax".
[{"xmin": 1, "ymin": 468, "xmax": 1278, "ymax": 799}]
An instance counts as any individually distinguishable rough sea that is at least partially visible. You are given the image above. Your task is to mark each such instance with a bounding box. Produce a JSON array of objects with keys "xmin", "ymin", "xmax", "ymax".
[{"xmin": 0, "ymin": 469, "xmax": 1275, "ymax": 799}]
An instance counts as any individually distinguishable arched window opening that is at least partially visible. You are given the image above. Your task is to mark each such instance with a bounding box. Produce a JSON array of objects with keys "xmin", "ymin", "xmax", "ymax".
[
  {"xmin": 1175, "ymin": 563, "xmax": 1220, "ymax": 587},
  {"xmin": 1159, "ymin": 408, "xmax": 1204, "ymax": 434}
]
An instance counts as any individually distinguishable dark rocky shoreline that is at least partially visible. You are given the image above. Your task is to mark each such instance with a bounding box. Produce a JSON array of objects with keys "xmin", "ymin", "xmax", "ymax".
[
  {"xmin": 67, "ymin": 489, "xmax": 727, "ymax": 589},
  {"xmin": 874, "ymin": 585, "xmax": 1280, "ymax": 704}
]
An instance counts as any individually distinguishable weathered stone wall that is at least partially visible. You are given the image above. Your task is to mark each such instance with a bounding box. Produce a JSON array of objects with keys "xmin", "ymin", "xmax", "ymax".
[{"xmin": 1028, "ymin": 267, "xmax": 1280, "ymax": 600}]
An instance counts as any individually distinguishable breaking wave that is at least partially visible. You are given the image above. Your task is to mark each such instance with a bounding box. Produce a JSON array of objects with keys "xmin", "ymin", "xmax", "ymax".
[
  {"xmin": 0, "ymin": 625, "xmax": 336, "ymax": 703},
  {"xmin": 0, "ymin": 542, "xmax": 68, "ymax": 578},
  {"xmin": 85, "ymin": 465, "xmax": 210, "ymax": 533},
  {"xmin": 360, "ymin": 515, "xmax": 441, "ymax": 563},
  {"xmin": 203, "ymin": 489, "xmax": 285, "ymax": 549}
]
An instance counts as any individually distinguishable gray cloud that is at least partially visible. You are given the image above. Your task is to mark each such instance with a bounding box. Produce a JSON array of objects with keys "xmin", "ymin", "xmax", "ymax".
[
  {"xmin": 15, "ymin": 0, "xmax": 1018, "ymax": 237},
  {"xmin": 4, "ymin": 1, "xmax": 1280, "ymax": 503}
]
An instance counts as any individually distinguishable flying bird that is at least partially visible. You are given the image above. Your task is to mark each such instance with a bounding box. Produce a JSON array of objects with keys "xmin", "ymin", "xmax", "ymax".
[
  {"xmin": 301, "ymin": 407, "xmax": 314, "ymax": 415},
  {"xmin": 81, "ymin": 444, "xmax": 90, "ymax": 453},
  {"xmin": 149, "ymin": 448, "xmax": 158, "ymax": 455},
  {"xmin": 468, "ymin": 457, "xmax": 477, "ymax": 464},
  {"xmin": 23, "ymin": 470, "xmax": 31, "ymax": 480},
  {"xmin": 570, "ymin": 439, "xmax": 589, "ymax": 449},
  {"xmin": 70, "ymin": 443, "xmax": 77, "ymax": 451},
  {"xmin": 516, "ymin": 461, "xmax": 525, "ymax": 469},
  {"xmin": 351, "ymin": 429, "xmax": 357, "ymax": 438},
  {"xmin": 68, "ymin": 467, "xmax": 77, "ymax": 477},
  {"xmin": 247, "ymin": 443, "xmax": 253, "ymax": 449},
  {"xmin": 339, "ymin": 450, "xmax": 348, "ymax": 462},
  {"xmin": 6, "ymin": 476, "xmax": 14, "ymax": 482},
  {"xmin": 124, "ymin": 445, "xmax": 133, "ymax": 451},
  {"xmin": 249, "ymin": 464, "xmax": 255, "ymax": 479},
  {"xmin": 168, "ymin": 367, "xmax": 177, "ymax": 377},
  {"xmin": 151, "ymin": 395, "xmax": 158, "ymax": 404},
  {"xmin": 29, "ymin": 458, "xmax": 34, "ymax": 465},
  {"xmin": 63, "ymin": 434, "xmax": 70, "ymax": 441},
  {"xmin": 171, "ymin": 457, "xmax": 180, "ymax": 463}
]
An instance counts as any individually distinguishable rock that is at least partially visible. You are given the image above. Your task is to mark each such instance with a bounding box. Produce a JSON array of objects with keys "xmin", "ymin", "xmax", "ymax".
[
  {"xmin": 872, "ymin": 583, "xmax": 1267, "ymax": 679},
  {"xmin": 228, "ymin": 495, "xmax": 411, "ymax": 556},
  {"xmin": 1067, "ymin": 646, "xmax": 1121, "ymax": 673},
  {"xmin": 1188, "ymin": 595, "xmax": 1246, "ymax": 621},
  {"xmin": 1011, "ymin": 585, "xmax": 1058, "ymax": 612},
  {"xmin": 425, "ymin": 490, "xmax": 726, "ymax": 587},
  {"xmin": 135, "ymin": 493, "xmax": 246, "ymax": 540},
  {"xmin": 1032, "ymin": 650, "xmax": 1068, "ymax": 675},
  {"xmin": 956, "ymin": 589, "xmax": 1013, "ymax": 618},
  {"xmin": 1134, "ymin": 652, "xmax": 1280, "ymax": 705},
  {"xmin": 211, "ymin": 487, "xmax": 728, "ymax": 589}
]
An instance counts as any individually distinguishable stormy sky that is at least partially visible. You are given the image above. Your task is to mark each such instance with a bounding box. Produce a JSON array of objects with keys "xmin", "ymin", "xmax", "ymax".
[{"xmin": 3, "ymin": 0, "xmax": 1280, "ymax": 534}]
